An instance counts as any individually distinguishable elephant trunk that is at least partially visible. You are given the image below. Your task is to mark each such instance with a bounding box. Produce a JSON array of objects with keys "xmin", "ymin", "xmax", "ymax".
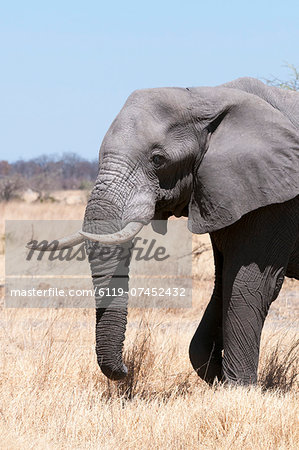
[
  {"xmin": 83, "ymin": 172, "xmax": 155, "ymax": 380},
  {"xmin": 96, "ymin": 306, "xmax": 128, "ymax": 380},
  {"xmin": 89, "ymin": 250, "xmax": 131, "ymax": 380}
]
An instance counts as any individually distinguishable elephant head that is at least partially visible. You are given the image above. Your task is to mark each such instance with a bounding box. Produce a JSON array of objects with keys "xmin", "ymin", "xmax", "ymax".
[{"xmin": 29, "ymin": 78, "xmax": 299, "ymax": 380}]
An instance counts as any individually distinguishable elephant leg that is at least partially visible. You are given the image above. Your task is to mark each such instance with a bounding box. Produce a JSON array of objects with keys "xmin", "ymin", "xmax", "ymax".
[
  {"xmin": 214, "ymin": 198, "xmax": 299, "ymax": 385},
  {"xmin": 189, "ymin": 238, "xmax": 223, "ymax": 384}
]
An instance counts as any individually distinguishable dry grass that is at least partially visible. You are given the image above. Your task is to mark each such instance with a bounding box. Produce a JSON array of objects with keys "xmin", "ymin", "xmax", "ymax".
[
  {"xmin": 259, "ymin": 334, "xmax": 299, "ymax": 393},
  {"xmin": 0, "ymin": 198, "xmax": 298, "ymax": 449},
  {"xmin": 0, "ymin": 308, "xmax": 298, "ymax": 449}
]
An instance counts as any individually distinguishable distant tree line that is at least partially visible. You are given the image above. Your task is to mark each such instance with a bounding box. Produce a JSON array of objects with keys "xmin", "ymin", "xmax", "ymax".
[{"xmin": 0, "ymin": 153, "xmax": 98, "ymax": 201}]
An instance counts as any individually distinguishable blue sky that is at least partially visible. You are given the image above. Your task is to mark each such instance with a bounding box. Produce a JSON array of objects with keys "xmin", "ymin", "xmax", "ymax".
[{"xmin": 1, "ymin": 0, "xmax": 298, "ymax": 162}]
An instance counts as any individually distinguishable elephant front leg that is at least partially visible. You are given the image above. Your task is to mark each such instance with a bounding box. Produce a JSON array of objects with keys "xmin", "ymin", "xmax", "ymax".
[
  {"xmin": 221, "ymin": 262, "xmax": 286, "ymax": 385},
  {"xmin": 189, "ymin": 240, "xmax": 223, "ymax": 384},
  {"xmin": 217, "ymin": 199, "xmax": 298, "ymax": 385}
]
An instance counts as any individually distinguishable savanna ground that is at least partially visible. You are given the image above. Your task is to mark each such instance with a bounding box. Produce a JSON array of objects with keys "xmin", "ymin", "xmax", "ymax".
[{"xmin": 0, "ymin": 193, "xmax": 298, "ymax": 449}]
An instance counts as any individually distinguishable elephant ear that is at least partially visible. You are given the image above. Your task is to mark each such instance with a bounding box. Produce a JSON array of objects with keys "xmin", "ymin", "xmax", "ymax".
[{"xmin": 188, "ymin": 86, "xmax": 299, "ymax": 234}]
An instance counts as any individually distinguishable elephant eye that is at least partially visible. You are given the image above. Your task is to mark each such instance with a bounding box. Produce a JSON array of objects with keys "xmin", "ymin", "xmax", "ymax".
[{"xmin": 152, "ymin": 154, "xmax": 165, "ymax": 167}]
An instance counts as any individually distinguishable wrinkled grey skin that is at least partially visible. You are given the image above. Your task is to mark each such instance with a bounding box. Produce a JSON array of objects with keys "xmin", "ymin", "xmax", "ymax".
[{"xmin": 83, "ymin": 77, "xmax": 299, "ymax": 384}]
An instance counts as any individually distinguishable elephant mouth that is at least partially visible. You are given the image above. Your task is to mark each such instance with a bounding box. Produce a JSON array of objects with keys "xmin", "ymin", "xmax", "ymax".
[
  {"xmin": 173, "ymin": 202, "xmax": 189, "ymax": 218},
  {"xmin": 151, "ymin": 203, "xmax": 189, "ymax": 235},
  {"xmin": 154, "ymin": 198, "xmax": 190, "ymax": 220}
]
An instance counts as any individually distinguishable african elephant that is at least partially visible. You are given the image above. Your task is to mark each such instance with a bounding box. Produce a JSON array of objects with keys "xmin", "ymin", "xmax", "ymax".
[{"xmin": 30, "ymin": 77, "xmax": 299, "ymax": 385}]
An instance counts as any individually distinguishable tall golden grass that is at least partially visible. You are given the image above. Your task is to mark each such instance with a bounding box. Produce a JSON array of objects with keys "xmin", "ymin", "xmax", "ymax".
[{"xmin": 0, "ymin": 197, "xmax": 298, "ymax": 449}]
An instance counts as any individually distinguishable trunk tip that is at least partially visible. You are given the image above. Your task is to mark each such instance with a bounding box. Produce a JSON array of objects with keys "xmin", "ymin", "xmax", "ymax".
[{"xmin": 99, "ymin": 363, "xmax": 128, "ymax": 380}]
